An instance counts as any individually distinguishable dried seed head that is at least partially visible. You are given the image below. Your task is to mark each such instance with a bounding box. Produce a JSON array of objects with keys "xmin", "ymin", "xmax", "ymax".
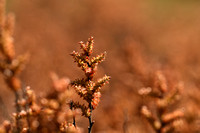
[
  {"xmin": 49, "ymin": 100, "xmax": 59, "ymax": 110},
  {"xmin": 21, "ymin": 127, "xmax": 28, "ymax": 133},
  {"xmin": 154, "ymin": 120, "xmax": 161, "ymax": 130},
  {"xmin": 18, "ymin": 98, "xmax": 26, "ymax": 106},
  {"xmin": 141, "ymin": 106, "xmax": 152, "ymax": 118},
  {"xmin": 10, "ymin": 77, "xmax": 21, "ymax": 91},
  {"xmin": 19, "ymin": 110, "xmax": 27, "ymax": 118},
  {"xmin": 3, "ymin": 36, "xmax": 15, "ymax": 60},
  {"xmin": 138, "ymin": 87, "xmax": 152, "ymax": 95},
  {"xmin": 43, "ymin": 108, "xmax": 54, "ymax": 115},
  {"xmin": 41, "ymin": 98, "xmax": 48, "ymax": 106},
  {"xmin": 155, "ymin": 70, "xmax": 167, "ymax": 93},
  {"xmin": 162, "ymin": 110, "xmax": 184, "ymax": 123},
  {"xmin": 61, "ymin": 123, "xmax": 81, "ymax": 133},
  {"xmin": 91, "ymin": 92, "xmax": 101, "ymax": 109},
  {"xmin": 31, "ymin": 104, "xmax": 41, "ymax": 114}
]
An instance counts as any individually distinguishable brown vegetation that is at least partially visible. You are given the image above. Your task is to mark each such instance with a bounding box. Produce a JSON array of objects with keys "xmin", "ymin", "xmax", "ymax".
[{"xmin": 0, "ymin": 0, "xmax": 200, "ymax": 133}]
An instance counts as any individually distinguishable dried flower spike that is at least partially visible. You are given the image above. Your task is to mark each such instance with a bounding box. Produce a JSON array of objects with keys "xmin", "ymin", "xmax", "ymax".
[{"xmin": 70, "ymin": 37, "xmax": 110, "ymax": 133}]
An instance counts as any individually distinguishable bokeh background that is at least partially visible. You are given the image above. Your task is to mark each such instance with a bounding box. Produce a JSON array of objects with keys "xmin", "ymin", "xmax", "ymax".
[{"xmin": 1, "ymin": 0, "xmax": 200, "ymax": 132}]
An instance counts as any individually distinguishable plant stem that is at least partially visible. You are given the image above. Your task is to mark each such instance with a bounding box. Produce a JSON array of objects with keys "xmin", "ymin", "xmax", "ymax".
[
  {"xmin": 70, "ymin": 101, "xmax": 76, "ymax": 127},
  {"xmin": 88, "ymin": 102, "xmax": 94, "ymax": 133},
  {"xmin": 14, "ymin": 90, "xmax": 20, "ymax": 133},
  {"xmin": 23, "ymin": 87, "xmax": 30, "ymax": 133}
]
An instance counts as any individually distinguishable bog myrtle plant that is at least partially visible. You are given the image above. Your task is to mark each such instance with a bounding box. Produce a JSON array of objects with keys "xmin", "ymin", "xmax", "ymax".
[
  {"xmin": 139, "ymin": 71, "xmax": 184, "ymax": 133},
  {"xmin": 70, "ymin": 37, "xmax": 111, "ymax": 133},
  {"xmin": 0, "ymin": 1, "xmax": 110, "ymax": 133},
  {"xmin": 0, "ymin": 0, "xmax": 28, "ymax": 132},
  {"xmin": 0, "ymin": 0, "xmax": 197, "ymax": 133},
  {"xmin": 0, "ymin": 1, "xmax": 83, "ymax": 132}
]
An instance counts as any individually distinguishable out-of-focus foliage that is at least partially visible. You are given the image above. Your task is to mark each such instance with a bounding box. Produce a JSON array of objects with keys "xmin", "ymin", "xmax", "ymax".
[{"xmin": 0, "ymin": 0, "xmax": 200, "ymax": 132}]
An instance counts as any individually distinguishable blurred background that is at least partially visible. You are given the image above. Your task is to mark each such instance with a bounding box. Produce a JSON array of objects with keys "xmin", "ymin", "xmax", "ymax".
[{"xmin": 1, "ymin": 0, "xmax": 200, "ymax": 132}]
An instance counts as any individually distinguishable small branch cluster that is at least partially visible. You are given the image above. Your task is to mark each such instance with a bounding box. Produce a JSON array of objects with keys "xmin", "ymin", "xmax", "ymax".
[
  {"xmin": 70, "ymin": 37, "xmax": 110, "ymax": 133},
  {"xmin": 0, "ymin": 0, "xmax": 28, "ymax": 132},
  {"xmin": 0, "ymin": 1, "xmax": 82, "ymax": 132},
  {"xmin": 0, "ymin": 0, "xmax": 28, "ymax": 92},
  {"xmin": 0, "ymin": 73, "xmax": 82, "ymax": 133},
  {"xmin": 139, "ymin": 70, "xmax": 184, "ymax": 133}
]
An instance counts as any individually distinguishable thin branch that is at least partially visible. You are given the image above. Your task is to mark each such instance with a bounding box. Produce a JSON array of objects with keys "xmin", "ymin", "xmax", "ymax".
[
  {"xmin": 70, "ymin": 101, "xmax": 76, "ymax": 127},
  {"xmin": 88, "ymin": 103, "xmax": 94, "ymax": 133}
]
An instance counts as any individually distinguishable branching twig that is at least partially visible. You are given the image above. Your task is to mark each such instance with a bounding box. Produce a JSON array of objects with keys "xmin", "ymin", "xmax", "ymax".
[{"xmin": 70, "ymin": 37, "xmax": 110, "ymax": 133}]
